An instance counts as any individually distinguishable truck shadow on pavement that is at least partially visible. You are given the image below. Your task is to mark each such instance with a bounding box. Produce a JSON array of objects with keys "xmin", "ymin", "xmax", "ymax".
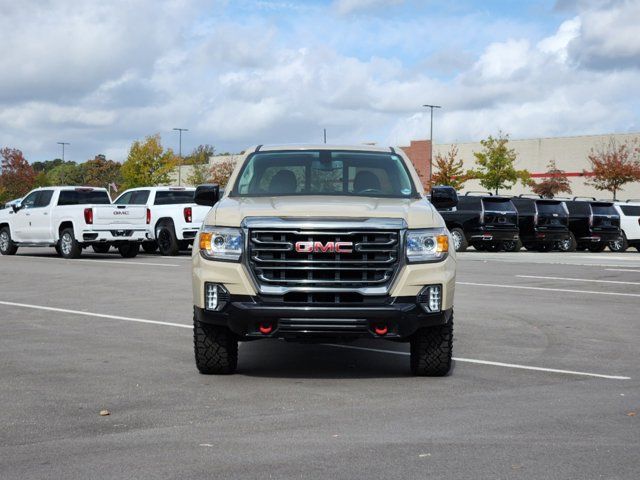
[{"xmin": 236, "ymin": 339, "xmax": 456, "ymax": 379}]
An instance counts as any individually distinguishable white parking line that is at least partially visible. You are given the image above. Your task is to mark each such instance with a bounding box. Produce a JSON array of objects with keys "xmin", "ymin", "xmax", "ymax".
[
  {"xmin": 517, "ymin": 275, "xmax": 640, "ymax": 286},
  {"xmin": 606, "ymin": 268, "xmax": 640, "ymax": 273},
  {"xmin": 458, "ymin": 282, "xmax": 640, "ymax": 298},
  {"xmin": 0, "ymin": 301, "xmax": 190, "ymax": 329},
  {"xmin": 324, "ymin": 344, "xmax": 630, "ymax": 380},
  {"xmin": 0, "ymin": 300, "xmax": 631, "ymax": 381},
  {"xmin": 6, "ymin": 256, "xmax": 180, "ymax": 267}
]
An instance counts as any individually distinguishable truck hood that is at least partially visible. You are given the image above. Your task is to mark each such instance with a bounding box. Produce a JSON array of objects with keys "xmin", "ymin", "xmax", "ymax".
[{"xmin": 208, "ymin": 196, "xmax": 442, "ymax": 229}]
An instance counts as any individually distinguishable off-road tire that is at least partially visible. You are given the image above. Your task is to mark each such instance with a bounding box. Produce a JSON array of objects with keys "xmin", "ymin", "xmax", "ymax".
[
  {"xmin": 501, "ymin": 239, "xmax": 522, "ymax": 252},
  {"xmin": 156, "ymin": 221, "xmax": 179, "ymax": 256},
  {"xmin": 588, "ymin": 242, "xmax": 606, "ymax": 253},
  {"xmin": 193, "ymin": 314, "xmax": 238, "ymax": 375},
  {"xmin": 410, "ymin": 319, "xmax": 453, "ymax": 376},
  {"xmin": 0, "ymin": 227, "xmax": 18, "ymax": 255},
  {"xmin": 118, "ymin": 242, "xmax": 139, "ymax": 258},
  {"xmin": 141, "ymin": 241, "xmax": 158, "ymax": 254},
  {"xmin": 92, "ymin": 243, "xmax": 111, "ymax": 254},
  {"xmin": 557, "ymin": 232, "xmax": 577, "ymax": 252},
  {"xmin": 59, "ymin": 228, "xmax": 82, "ymax": 259},
  {"xmin": 450, "ymin": 228, "xmax": 468, "ymax": 252},
  {"xmin": 609, "ymin": 233, "xmax": 628, "ymax": 252}
]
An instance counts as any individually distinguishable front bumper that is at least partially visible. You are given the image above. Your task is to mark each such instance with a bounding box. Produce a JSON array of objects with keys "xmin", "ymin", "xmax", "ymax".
[
  {"xmin": 195, "ymin": 298, "xmax": 452, "ymax": 340},
  {"xmin": 80, "ymin": 229, "xmax": 150, "ymax": 243}
]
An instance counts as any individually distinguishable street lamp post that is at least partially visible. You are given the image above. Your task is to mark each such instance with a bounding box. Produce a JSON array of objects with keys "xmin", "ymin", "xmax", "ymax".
[
  {"xmin": 422, "ymin": 104, "xmax": 441, "ymax": 188},
  {"xmin": 173, "ymin": 128, "xmax": 188, "ymax": 185},
  {"xmin": 57, "ymin": 142, "xmax": 70, "ymax": 162}
]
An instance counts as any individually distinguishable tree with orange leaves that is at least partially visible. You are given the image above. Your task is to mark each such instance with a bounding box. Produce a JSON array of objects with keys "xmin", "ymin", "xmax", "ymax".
[
  {"xmin": 585, "ymin": 138, "xmax": 640, "ymax": 200},
  {"xmin": 431, "ymin": 145, "xmax": 469, "ymax": 190},
  {"xmin": 0, "ymin": 148, "xmax": 36, "ymax": 203}
]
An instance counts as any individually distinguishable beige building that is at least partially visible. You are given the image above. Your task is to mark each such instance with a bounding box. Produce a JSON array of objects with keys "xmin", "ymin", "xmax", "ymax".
[
  {"xmin": 171, "ymin": 154, "xmax": 240, "ymax": 186},
  {"xmin": 434, "ymin": 132, "xmax": 640, "ymax": 200}
]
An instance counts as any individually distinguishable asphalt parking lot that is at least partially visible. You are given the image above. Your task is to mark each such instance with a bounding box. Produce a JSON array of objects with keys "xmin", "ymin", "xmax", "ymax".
[{"xmin": 1, "ymin": 248, "xmax": 638, "ymax": 479}]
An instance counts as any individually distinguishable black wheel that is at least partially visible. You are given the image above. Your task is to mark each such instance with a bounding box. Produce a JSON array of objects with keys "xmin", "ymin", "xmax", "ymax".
[
  {"xmin": 557, "ymin": 232, "xmax": 577, "ymax": 252},
  {"xmin": 501, "ymin": 239, "xmax": 522, "ymax": 252},
  {"xmin": 141, "ymin": 241, "xmax": 158, "ymax": 254},
  {"xmin": 194, "ymin": 313, "xmax": 238, "ymax": 374},
  {"xmin": 609, "ymin": 233, "xmax": 628, "ymax": 252},
  {"xmin": 450, "ymin": 228, "xmax": 468, "ymax": 252},
  {"xmin": 485, "ymin": 242, "xmax": 501, "ymax": 252},
  {"xmin": 473, "ymin": 242, "xmax": 486, "ymax": 251},
  {"xmin": 59, "ymin": 228, "xmax": 82, "ymax": 259},
  {"xmin": 410, "ymin": 319, "xmax": 453, "ymax": 376},
  {"xmin": 92, "ymin": 243, "xmax": 111, "ymax": 254},
  {"xmin": 156, "ymin": 222, "xmax": 179, "ymax": 256},
  {"xmin": 0, "ymin": 227, "xmax": 18, "ymax": 255},
  {"xmin": 588, "ymin": 242, "xmax": 606, "ymax": 253},
  {"xmin": 537, "ymin": 243, "xmax": 553, "ymax": 252},
  {"xmin": 118, "ymin": 243, "xmax": 139, "ymax": 258}
]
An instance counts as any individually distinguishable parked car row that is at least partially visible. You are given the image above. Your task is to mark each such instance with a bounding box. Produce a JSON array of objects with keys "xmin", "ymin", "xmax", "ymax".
[
  {"xmin": 0, "ymin": 185, "xmax": 209, "ymax": 258},
  {"xmin": 434, "ymin": 190, "xmax": 640, "ymax": 253}
]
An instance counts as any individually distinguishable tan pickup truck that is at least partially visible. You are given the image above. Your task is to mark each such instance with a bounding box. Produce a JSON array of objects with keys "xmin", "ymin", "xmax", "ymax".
[{"xmin": 191, "ymin": 145, "xmax": 458, "ymax": 375}]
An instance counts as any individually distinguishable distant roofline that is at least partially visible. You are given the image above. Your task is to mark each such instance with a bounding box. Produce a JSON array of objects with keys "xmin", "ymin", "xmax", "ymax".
[{"xmin": 432, "ymin": 131, "xmax": 640, "ymax": 147}]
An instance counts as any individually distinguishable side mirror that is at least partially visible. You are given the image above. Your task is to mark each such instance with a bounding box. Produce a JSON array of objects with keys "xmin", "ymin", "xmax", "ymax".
[
  {"xmin": 11, "ymin": 202, "xmax": 22, "ymax": 213},
  {"xmin": 430, "ymin": 186, "xmax": 458, "ymax": 209},
  {"xmin": 194, "ymin": 184, "xmax": 220, "ymax": 206}
]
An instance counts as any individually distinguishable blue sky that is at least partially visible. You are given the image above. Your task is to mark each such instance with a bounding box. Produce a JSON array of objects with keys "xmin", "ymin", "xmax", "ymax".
[{"xmin": 0, "ymin": 0, "xmax": 639, "ymax": 163}]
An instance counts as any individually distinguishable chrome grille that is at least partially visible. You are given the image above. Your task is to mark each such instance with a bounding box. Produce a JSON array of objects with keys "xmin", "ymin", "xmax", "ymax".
[{"xmin": 248, "ymin": 229, "xmax": 400, "ymax": 290}]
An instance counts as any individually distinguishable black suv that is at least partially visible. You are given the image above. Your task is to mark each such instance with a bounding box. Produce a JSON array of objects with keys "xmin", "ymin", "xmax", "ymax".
[
  {"xmin": 558, "ymin": 198, "xmax": 621, "ymax": 252},
  {"xmin": 504, "ymin": 196, "xmax": 570, "ymax": 252},
  {"xmin": 437, "ymin": 192, "xmax": 519, "ymax": 252}
]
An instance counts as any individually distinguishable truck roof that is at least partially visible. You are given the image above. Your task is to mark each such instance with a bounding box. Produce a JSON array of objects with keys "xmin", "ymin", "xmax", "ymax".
[
  {"xmin": 30, "ymin": 186, "xmax": 108, "ymax": 192},
  {"xmin": 122, "ymin": 186, "xmax": 195, "ymax": 192},
  {"xmin": 255, "ymin": 144, "xmax": 396, "ymax": 153}
]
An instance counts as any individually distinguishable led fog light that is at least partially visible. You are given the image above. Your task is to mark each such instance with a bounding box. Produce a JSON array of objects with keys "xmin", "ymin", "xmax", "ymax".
[
  {"xmin": 204, "ymin": 283, "xmax": 229, "ymax": 311},
  {"xmin": 418, "ymin": 285, "xmax": 442, "ymax": 313}
]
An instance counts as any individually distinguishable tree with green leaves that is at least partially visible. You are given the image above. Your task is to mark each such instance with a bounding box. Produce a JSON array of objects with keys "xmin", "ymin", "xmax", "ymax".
[
  {"xmin": 468, "ymin": 132, "xmax": 530, "ymax": 195},
  {"xmin": 185, "ymin": 145, "xmax": 215, "ymax": 186},
  {"xmin": 46, "ymin": 162, "xmax": 84, "ymax": 185},
  {"xmin": 431, "ymin": 145, "xmax": 468, "ymax": 190},
  {"xmin": 531, "ymin": 160, "xmax": 572, "ymax": 198},
  {"xmin": 121, "ymin": 134, "xmax": 177, "ymax": 188},
  {"xmin": 81, "ymin": 154, "xmax": 122, "ymax": 188}
]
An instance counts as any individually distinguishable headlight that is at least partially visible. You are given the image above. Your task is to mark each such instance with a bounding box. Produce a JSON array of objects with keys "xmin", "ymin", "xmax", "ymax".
[
  {"xmin": 406, "ymin": 228, "xmax": 449, "ymax": 263},
  {"xmin": 199, "ymin": 226, "xmax": 243, "ymax": 261}
]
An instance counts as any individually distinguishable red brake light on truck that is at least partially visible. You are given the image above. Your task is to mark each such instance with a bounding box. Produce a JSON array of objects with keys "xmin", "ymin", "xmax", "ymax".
[
  {"xmin": 184, "ymin": 206, "xmax": 192, "ymax": 223},
  {"xmin": 146, "ymin": 208, "xmax": 151, "ymax": 225},
  {"xmin": 84, "ymin": 208, "xmax": 93, "ymax": 225}
]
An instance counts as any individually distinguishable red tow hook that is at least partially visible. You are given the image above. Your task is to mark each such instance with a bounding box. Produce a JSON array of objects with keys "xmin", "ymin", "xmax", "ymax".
[
  {"xmin": 374, "ymin": 324, "xmax": 388, "ymax": 336},
  {"xmin": 259, "ymin": 322, "xmax": 273, "ymax": 335}
]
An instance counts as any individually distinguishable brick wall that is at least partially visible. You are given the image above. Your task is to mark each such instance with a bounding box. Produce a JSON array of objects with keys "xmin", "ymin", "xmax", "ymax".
[{"xmin": 400, "ymin": 139, "xmax": 431, "ymax": 190}]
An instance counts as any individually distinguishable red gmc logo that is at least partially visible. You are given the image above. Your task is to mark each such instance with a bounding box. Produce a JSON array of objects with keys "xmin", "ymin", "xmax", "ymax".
[{"xmin": 295, "ymin": 241, "xmax": 353, "ymax": 253}]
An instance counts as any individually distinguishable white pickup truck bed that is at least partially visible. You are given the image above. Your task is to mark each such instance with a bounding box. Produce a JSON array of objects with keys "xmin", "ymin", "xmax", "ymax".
[{"xmin": 0, "ymin": 186, "xmax": 150, "ymax": 259}]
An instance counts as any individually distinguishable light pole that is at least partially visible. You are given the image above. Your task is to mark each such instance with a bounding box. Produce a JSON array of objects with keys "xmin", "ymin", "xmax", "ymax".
[
  {"xmin": 173, "ymin": 128, "xmax": 188, "ymax": 185},
  {"xmin": 323, "ymin": 128, "xmax": 327, "ymax": 144},
  {"xmin": 422, "ymin": 104, "xmax": 441, "ymax": 188},
  {"xmin": 57, "ymin": 142, "xmax": 70, "ymax": 161}
]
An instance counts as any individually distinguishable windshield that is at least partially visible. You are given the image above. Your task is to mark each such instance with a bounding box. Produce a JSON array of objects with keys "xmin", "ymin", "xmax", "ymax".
[{"xmin": 232, "ymin": 150, "xmax": 416, "ymax": 198}]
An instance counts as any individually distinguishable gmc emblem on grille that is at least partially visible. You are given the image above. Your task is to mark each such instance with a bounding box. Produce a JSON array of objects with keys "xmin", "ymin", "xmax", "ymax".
[{"xmin": 295, "ymin": 241, "xmax": 353, "ymax": 253}]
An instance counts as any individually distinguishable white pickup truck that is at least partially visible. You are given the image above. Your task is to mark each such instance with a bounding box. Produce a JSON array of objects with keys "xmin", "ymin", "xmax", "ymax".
[
  {"xmin": 113, "ymin": 186, "xmax": 210, "ymax": 255},
  {"xmin": 0, "ymin": 186, "xmax": 149, "ymax": 259}
]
